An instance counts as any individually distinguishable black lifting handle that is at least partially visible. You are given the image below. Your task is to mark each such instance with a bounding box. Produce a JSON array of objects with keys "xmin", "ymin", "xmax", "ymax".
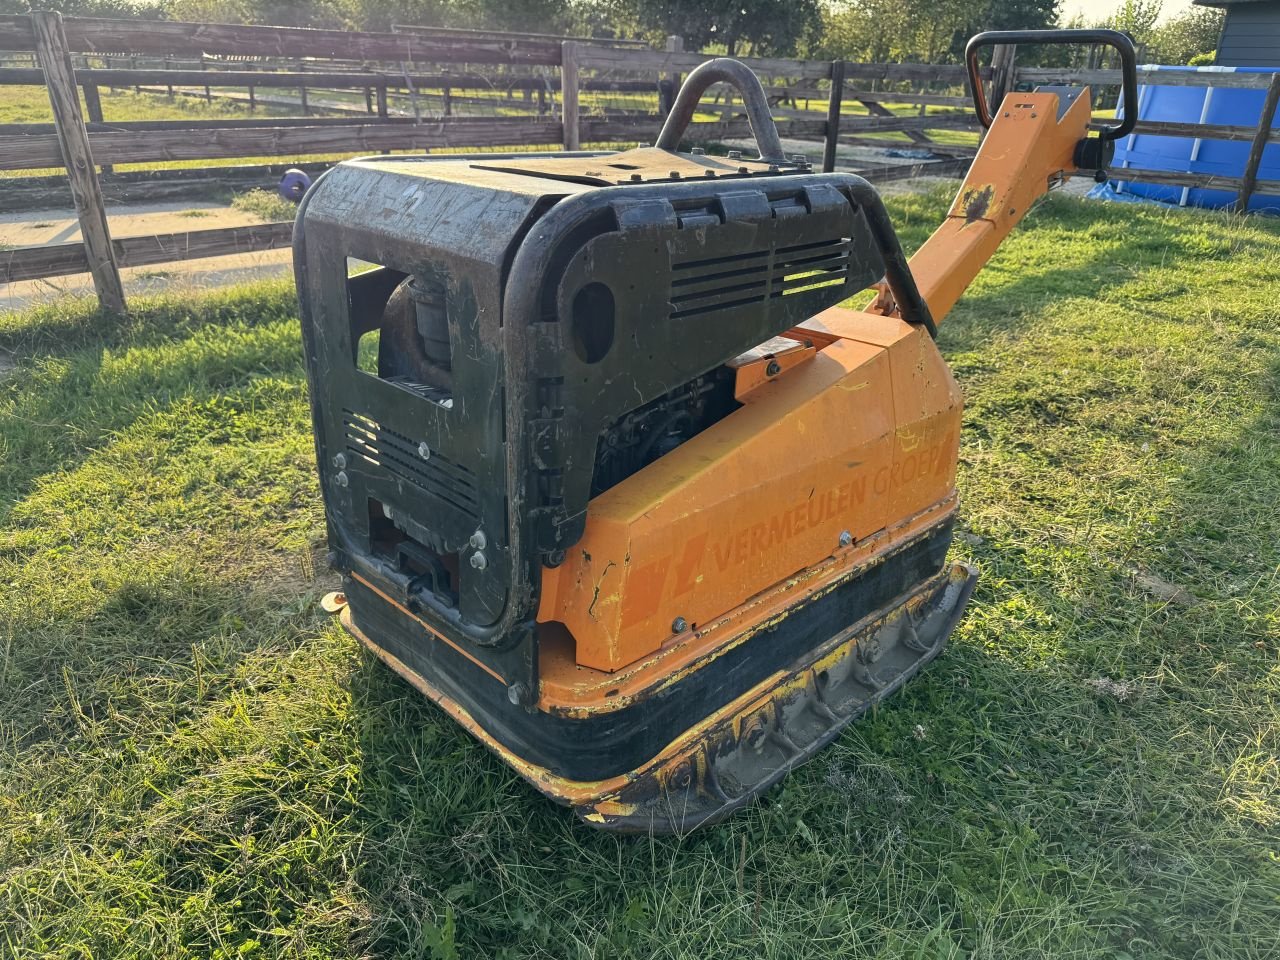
[
  {"xmin": 965, "ymin": 28, "xmax": 1139, "ymax": 141},
  {"xmin": 656, "ymin": 58, "xmax": 788, "ymax": 164}
]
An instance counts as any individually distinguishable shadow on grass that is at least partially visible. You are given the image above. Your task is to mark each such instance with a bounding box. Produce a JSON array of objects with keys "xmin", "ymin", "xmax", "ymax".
[{"xmin": 0, "ymin": 279, "xmax": 301, "ymax": 517}]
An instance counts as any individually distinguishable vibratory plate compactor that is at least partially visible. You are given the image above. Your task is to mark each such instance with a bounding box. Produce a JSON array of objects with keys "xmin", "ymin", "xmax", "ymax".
[{"xmin": 295, "ymin": 30, "xmax": 1137, "ymax": 831}]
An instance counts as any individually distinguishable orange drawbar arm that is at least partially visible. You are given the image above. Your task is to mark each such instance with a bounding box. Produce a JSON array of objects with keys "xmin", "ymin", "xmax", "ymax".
[{"xmin": 891, "ymin": 87, "xmax": 1096, "ymax": 327}]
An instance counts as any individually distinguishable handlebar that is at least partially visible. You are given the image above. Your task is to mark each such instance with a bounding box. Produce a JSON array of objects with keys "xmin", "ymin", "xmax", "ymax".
[
  {"xmin": 964, "ymin": 28, "xmax": 1139, "ymax": 141},
  {"xmin": 655, "ymin": 58, "xmax": 788, "ymax": 164}
]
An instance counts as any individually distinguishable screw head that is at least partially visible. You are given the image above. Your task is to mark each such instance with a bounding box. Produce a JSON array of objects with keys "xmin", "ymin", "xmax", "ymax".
[
  {"xmin": 691, "ymin": 146, "xmax": 705, "ymax": 155},
  {"xmin": 335, "ymin": 470, "xmax": 349, "ymax": 488},
  {"xmin": 417, "ymin": 442, "xmax": 431, "ymax": 460},
  {"xmin": 469, "ymin": 551, "xmax": 487, "ymax": 571},
  {"xmin": 332, "ymin": 452, "xmax": 347, "ymax": 469},
  {"xmin": 669, "ymin": 170, "xmax": 681, "ymax": 179},
  {"xmin": 672, "ymin": 616, "xmax": 688, "ymax": 633},
  {"xmin": 838, "ymin": 530, "xmax": 853, "ymax": 547},
  {"xmin": 630, "ymin": 173, "xmax": 643, "ymax": 181},
  {"xmin": 765, "ymin": 360, "xmax": 782, "ymax": 377},
  {"xmin": 728, "ymin": 149, "xmax": 742, "ymax": 159}
]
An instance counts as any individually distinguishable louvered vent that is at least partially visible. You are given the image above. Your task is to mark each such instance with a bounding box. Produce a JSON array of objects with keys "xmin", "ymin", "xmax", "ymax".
[
  {"xmin": 343, "ymin": 410, "xmax": 479, "ymax": 518},
  {"xmin": 669, "ymin": 237, "xmax": 852, "ymax": 320}
]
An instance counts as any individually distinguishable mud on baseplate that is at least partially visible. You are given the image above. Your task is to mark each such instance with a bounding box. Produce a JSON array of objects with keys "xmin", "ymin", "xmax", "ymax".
[{"xmin": 294, "ymin": 30, "xmax": 1136, "ymax": 832}]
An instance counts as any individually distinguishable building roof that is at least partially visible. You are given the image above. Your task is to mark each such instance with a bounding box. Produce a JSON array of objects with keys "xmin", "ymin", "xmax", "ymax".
[{"xmin": 1194, "ymin": 0, "xmax": 1278, "ymax": 8}]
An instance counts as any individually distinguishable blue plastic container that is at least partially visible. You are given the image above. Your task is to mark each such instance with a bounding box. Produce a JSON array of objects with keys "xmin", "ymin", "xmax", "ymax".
[{"xmin": 1110, "ymin": 65, "xmax": 1280, "ymax": 213}]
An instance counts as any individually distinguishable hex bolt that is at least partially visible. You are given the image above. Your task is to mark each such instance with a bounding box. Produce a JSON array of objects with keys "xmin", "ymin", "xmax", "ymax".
[
  {"xmin": 669, "ymin": 170, "xmax": 682, "ymax": 179},
  {"xmin": 335, "ymin": 470, "xmax": 349, "ymax": 488},
  {"xmin": 417, "ymin": 441, "xmax": 431, "ymax": 460},
  {"xmin": 766, "ymin": 360, "xmax": 782, "ymax": 377},
  {"xmin": 332, "ymin": 452, "xmax": 347, "ymax": 469},
  {"xmin": 630, "ymin": 173, "xmax": 643, "ymax": 181},
  {"xmin": 728, "ymin": 149, "xmax": 742, "ymax": 160},
  {"xmin": 672, "ymin": 616, "xmax": 688, "ymax": 633},
  {"xmin": 691, "ymin": 146, "xmax": 706, "ymax": 155},
  {"xmin": 470, "ymin": 551, "xmax": 487, "ymax": 571},
  {"xmin": 738, "ymin": 166, "xmax": 750, "ymax": 175},
  {"xmin": 507, "ymin": 682, "xmax": 529, "ymax": 706},
  {"xmin": 839, "ymin": 530, "xmax": 853, "ymax": 547},
  {"xmin": 469, "ymin": 530, "xmax": 487, "ymax": 551}
]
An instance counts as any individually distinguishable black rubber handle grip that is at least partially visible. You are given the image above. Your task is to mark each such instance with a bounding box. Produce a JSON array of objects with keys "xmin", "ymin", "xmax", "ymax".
[{"xmin": 965, "ymin": 28, "xmax": 1138, "ymax": 140}]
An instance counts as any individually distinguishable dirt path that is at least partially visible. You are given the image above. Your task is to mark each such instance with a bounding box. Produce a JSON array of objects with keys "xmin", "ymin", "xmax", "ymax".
[{"xmin": 1, "ymin": 199, "xmax": 294, "ymax": 312}]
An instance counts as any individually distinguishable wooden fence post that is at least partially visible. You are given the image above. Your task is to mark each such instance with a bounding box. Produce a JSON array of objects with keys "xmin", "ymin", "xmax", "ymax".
[
  {"xmin": 1236, "ymin": 73, "xmax": 1280, "ymax": 214},
  {"xmin": 81, "ymin": 80, "xmax": 112, "ymax": 174},
  {"xmin": 561, "ymin": 40, "xmax": 580, "ymax": 151},
  {"xmin": 31, "ymin": 10, "xmax": 125, "ymax": 313},
  {"xmin": 662, "ymin": 35, "xmax": 683, "ymax": 117},
  {"xmin": 81, "ymin": 80, "xmax": 103, "ymax": 122},
  {"xmin": 990, "ymin": 44, "xmax": 1017, "ymax": 110},
  {"xmin": 823, "ymin": 59, "xmax": 845, "ymax": 173}
]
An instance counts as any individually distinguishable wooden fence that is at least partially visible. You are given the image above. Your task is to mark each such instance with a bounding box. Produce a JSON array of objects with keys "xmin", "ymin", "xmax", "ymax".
[
  {"xmin": 0, "ymin": 12, "xmax": 989, "ymax": 311},
  {"xmin": 2, "ymin": 13, "xmax": 1277, "ymax": 313}
]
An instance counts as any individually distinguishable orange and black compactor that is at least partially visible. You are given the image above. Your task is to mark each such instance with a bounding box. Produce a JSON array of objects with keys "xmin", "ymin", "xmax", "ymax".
[{"xmin": 295, "ymin": 30, "xmax": 1138, "ymax": 831}]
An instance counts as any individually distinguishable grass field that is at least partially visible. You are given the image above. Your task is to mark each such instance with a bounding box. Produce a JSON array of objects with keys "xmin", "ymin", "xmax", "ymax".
[{"xmin": 0, "ymin": 187, "xmax": 1276, "ymax": 959}]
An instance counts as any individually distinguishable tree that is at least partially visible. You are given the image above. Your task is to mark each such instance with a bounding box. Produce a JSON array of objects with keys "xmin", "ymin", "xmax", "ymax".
[
  {"xmin": 1148, "ymin": 6, "xmax": 1223, "ymax": 64},
  {"xmin": 813, "ymin": 0, "xmax": 1058, "ymax": 64},
  {"xmin": 0, "ymin": 0, "xmax": 166, "ymax": 16},
  {"xmin": 1100, "ymin": 0, "xmax": 1162, "ymax": 50},
  {"xmin": 604, "ymin": 0, "xmax": 823, "ymax": 56}
]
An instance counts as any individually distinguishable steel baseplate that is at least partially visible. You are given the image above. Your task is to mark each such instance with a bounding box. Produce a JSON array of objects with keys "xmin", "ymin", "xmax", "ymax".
[{"xmin": 344, "ymin": 560, "xmax": 977, "ymax": 834}]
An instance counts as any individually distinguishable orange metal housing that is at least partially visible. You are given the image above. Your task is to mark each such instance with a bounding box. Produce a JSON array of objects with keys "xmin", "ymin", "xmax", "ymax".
[
  {"xmin": 536, "ymin": 308, "xmax": 961, "ymax": 673},
  {"xmin": 536, "ymin": 87, "xmax": 1091, "ymax": 678}
]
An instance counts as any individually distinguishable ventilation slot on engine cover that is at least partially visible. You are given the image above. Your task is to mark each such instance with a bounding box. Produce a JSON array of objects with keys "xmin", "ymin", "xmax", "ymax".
[
  {"xmin": 342, "ymin": 410, "xmax": 479, "ymax": 518},
  {"xmin": 669, "ymin": 237, "xmax": 851, "ymax": 320}
]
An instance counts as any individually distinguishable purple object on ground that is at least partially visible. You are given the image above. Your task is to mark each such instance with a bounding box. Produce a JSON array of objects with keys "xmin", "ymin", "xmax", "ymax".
[{"xmin": 279, "ymin": 168, "xmax": 312, "ymax": 203}]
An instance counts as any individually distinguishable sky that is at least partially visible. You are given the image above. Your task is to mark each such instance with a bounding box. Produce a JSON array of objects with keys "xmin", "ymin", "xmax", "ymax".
[{"xmin": 1059, "ymin": 0, "xmax": 1197, "ymax": 23}]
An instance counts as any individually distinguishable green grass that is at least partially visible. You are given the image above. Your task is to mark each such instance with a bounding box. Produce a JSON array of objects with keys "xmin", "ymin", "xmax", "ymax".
[
  {"xmin": 1, "ymin": 188, "xmax": 1277, "ymax": 958},
  {"xmin": 230, "ymin": 188, "xmax": 298, "ymax": 223},
  {"xmin": 0, "ymin": 84, "xmax": 305, "ymax": 126}
]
